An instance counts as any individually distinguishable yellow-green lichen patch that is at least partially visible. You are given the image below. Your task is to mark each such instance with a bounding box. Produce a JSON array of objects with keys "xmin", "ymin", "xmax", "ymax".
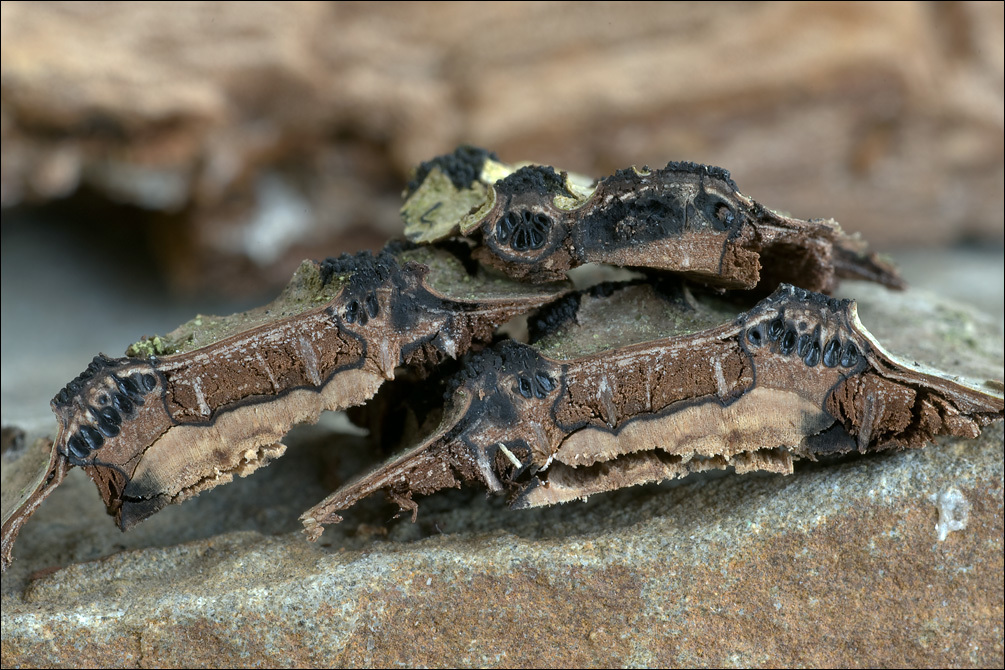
[
  {"xmin": 402, "ymin": 166, "xmax": 494, "ymax": 244},
  {"xmin": 551, "ymin": 169, "xmax": 601, "ymax": 211},
  {"xmin": 126, "ymin": 261, "xmax": 346, "ymax": 358},
  {"xmin": 402, "ymin": 152, "xmax": 599, "ymax": 239},
  {"xmin": 535, "ymin": 284, "xmax": 742, "ymax": 361}
]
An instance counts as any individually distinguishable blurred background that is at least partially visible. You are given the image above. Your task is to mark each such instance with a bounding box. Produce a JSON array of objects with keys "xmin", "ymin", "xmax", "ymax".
[{"xmin": 2, "ymin": 1, "xmax": 1003, "ymax": 430}]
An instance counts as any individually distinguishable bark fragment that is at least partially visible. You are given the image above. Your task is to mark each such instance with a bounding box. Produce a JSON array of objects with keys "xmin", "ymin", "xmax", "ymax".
[
  {"xmin": 1, "ymin": 244, "xmax": 568, "ymax": 569},
  {"xmin": 302, "ymin": 283, "xmax": 1002, "ymax": 535},
  {"xmin": 403, "ymin": 147, "xmax": 904, "ymax": 292}
]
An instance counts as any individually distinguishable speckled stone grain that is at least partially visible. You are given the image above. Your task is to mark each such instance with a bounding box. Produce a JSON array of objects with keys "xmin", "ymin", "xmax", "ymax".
[{"xmin": 2, "ymin": 270, "xmax": 1003, "ymax": 668}]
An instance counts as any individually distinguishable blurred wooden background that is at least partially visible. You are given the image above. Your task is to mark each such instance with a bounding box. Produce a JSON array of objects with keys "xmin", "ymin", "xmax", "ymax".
[{"xmin": 2, "ymin": 1, "xmax": 1002, "ymax": 296}]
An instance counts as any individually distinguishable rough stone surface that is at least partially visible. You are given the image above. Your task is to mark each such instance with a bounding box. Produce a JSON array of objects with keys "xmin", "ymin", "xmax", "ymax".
[
  {"xmin": 1, "ymin": 241, "xmax": 1003, "ymax": 667},
  {"xmin": 2, "ymin": 2, "xmax": 1003, "ymax": 295},
  {"xmin": 1, "ymin": 424, "xmax": 1003, "ymax": 667}
]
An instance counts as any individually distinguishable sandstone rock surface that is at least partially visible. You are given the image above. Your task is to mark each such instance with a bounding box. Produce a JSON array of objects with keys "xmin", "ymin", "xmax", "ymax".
[{"xmin": 2, "ymin": 274, "xmax": 1002, "ymax": 667}]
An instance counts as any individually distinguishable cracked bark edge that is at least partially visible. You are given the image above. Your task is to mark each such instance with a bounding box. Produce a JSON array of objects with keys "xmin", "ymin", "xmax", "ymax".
[
  {"xmin": 301, "ymin": 282, "xmax": 1001, "ymax": 538},
  {"xmin": 401, "ymin": 146, "xmax": 903, "ymax": 292},
  {"xmin": 1, "ymin": 436, "xmax": 66, "ymax": 572},
  {"xmin": 0, "ymin": 244, "xmax": 569, "ymax": 571}
]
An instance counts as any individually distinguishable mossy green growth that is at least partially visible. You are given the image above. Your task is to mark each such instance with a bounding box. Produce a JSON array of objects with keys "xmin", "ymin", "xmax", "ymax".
[
  {"xmin": 126, "ymin": 261, "xmax": 346, "ymax": 358},
  {"xmin": 396, "ymin": 245, "xmax": 570, "ymax": 303},
  {"xmin": 534, "ymin": 284, "xmax": 742, "ymax": 361}
]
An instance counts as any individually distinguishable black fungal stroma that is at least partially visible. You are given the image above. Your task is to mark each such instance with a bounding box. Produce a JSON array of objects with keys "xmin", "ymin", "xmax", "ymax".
[
  {"xmin": 746, "ymin": 317, "xmax": 858, "ymax": 369},
  {"xmin": 516, "ymin": 372, "xmax": 557, "ymax": 399},
  {"xmin": 344, "ymin": 293, "xmax": 381, "ymax": 325},
  {"xmin": 496, "ymin": 210, "xmax": 552, "ymax": 251},
  {"xmin": 692, "ymin": 184, "xmax": 740, "ymax": 231},
  {"xmin": 64, "ymin": 371, "xmax": 156, "ymax": 461}
]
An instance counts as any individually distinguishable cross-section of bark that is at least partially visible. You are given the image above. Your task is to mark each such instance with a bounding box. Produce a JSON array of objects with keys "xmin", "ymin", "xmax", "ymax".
[
  {"xmin": 302, "ymin": 282, "xmax": 1002, "ymax": 537},
  {"xmin": 402, "ymin": 146, "xmax": 903, "ymax": 292},
  {"xmin": 1, "ymin": 244, "xmax": 569, "ymax": 570}
]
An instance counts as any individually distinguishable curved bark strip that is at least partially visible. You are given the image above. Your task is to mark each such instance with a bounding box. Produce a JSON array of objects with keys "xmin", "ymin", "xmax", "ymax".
[
  {"xmin": 302, "ymin": 283, "xmax": 1002, "ymax": 536},
  {"xmin": 1, "ymin": 244, "xmax": 569, "ymax": 565},
  {"xmin": 1, "ymin": 436, "xmax": 67, "ymax": 571},
  {"xmin": 402, "ymin": 146, "xmax": 903, "ymax": 292}
]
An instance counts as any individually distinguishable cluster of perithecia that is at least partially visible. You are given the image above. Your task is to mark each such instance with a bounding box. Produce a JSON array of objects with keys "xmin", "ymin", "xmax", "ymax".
[{"xmin": 1, "ymin": 146, "xmax": 1001, "ymax": 571}]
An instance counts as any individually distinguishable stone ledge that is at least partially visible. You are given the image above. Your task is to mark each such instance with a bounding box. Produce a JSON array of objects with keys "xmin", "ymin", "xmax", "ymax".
[{"xmin": 2, "ymin": 279, "xmax": 1003, "ymax": 667}]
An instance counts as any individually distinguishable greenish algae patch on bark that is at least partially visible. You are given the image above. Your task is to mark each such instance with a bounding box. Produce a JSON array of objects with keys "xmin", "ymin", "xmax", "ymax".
[{"xmin": 126, "ymin": 260, "xmax": 345, "ymax": 357}]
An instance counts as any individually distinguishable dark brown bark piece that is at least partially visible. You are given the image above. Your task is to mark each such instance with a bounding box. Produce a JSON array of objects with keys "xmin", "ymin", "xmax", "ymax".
[
  {"xmin": 0, "ymin": 244, "xmax": 569, "ymax": 570},
  {"xmin": 402, "ymin": 146, "xmax": 903, "ymax": 292},
  {"xmin": 302, "ymin": 282, "xmax": 1001, "ymax": 537}
]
